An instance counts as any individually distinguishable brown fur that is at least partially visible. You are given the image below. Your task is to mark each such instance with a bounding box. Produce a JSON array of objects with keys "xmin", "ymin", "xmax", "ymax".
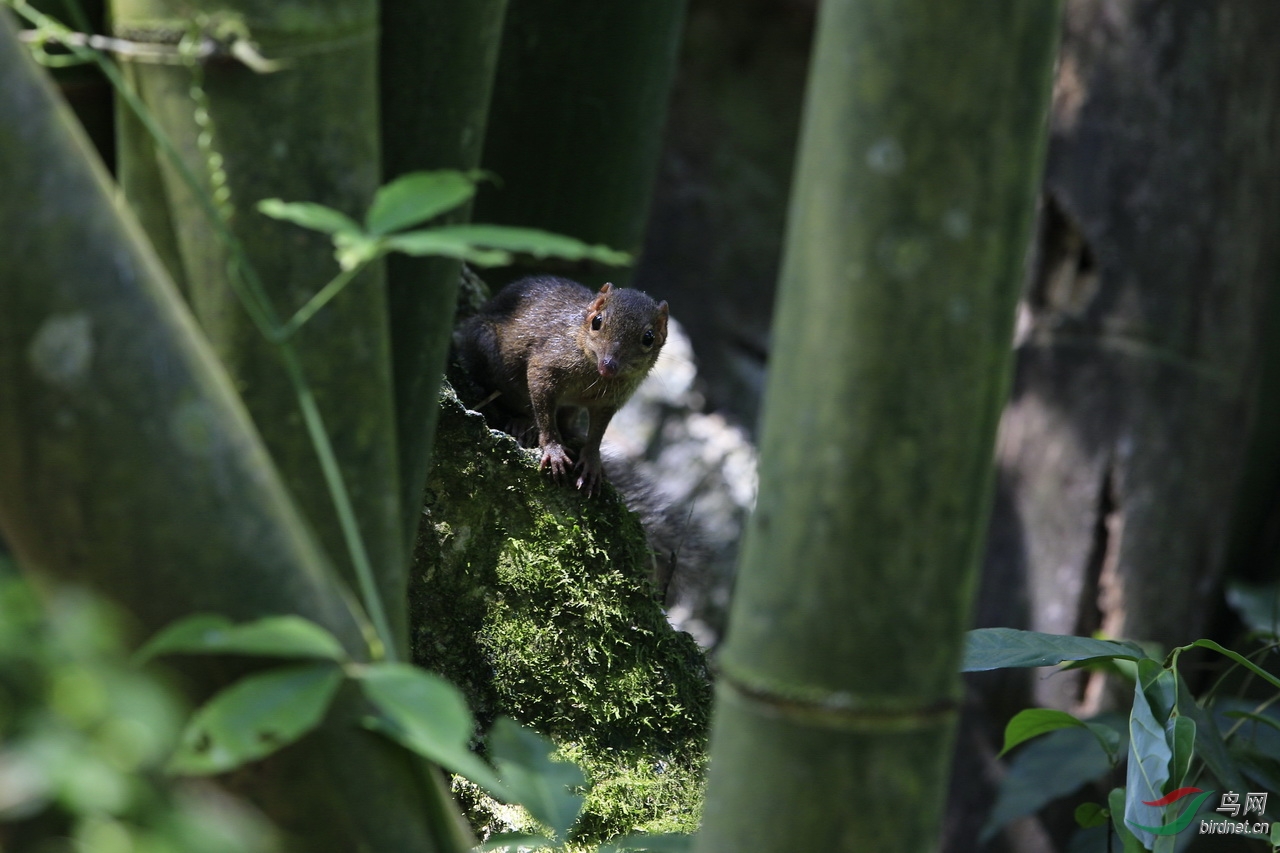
[{"xmin": 455, "ymin": 275, "xmax": 669, "ymax": 495}]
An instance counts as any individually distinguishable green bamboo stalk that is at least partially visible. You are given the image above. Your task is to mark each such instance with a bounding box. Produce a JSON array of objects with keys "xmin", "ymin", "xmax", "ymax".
[
  {"xmin": 380, "ymin": 0, "xmax": 508, "ymax": 550},
  {"xmin": 0, "ymin": 16, "xmax": 448, "ymax": 850},
  {"xmin": 110, "ymin": 0, "xmax": 408, "ymax": 654},
  {"xmin": 471, "ymin": 0, "xmax": 686, "ymax": 287},
  {"xmin": 695, "ymin": 3, "xmax": 1061, "ymax": 851}
]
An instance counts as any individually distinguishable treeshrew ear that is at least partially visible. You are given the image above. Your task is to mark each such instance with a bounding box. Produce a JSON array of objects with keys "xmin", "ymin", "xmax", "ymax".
[
  {"xmin": 588, "ymin": 291, "xmax": 609, "ymax": 318},
  {"xmin": 598, "ymin": 283, "xmax": 613, "ymax": 294},
  {"xmin": 656, "ymin": 301, "xmax": 669, "ymax": 337}
]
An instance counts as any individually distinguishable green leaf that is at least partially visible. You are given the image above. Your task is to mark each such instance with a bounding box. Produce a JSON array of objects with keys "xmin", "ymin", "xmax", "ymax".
[
  {"xmin": 596, "ymin": 834, "xmax": 693, "ymax": 853},
  {"xmin": 1074, "ymin": 802, "xmax": 1109, "ymax": 829},
  {"xmin": 1188, "ymin": 700, "xmax": 1247, "ymax": 792},
  {"xmin": 427, "ymin": 224, "xmax": 632, "ymax": 266},
  {"xmin": 488, "ymin": 717, "xmax": 585, "ymax": 841},
  {"xmin": 136, "ymin": 614, "xmax": 348, "ymax": 663},
  {"xmin": 980, "ymin": 726, "xmax": 1116, "ymax": 843},
  {"xmin": 365, "ymin": 170, "xmax": 480, "ymax": 236},
  {"xmin": 356, "ymin": 663, "xmax": 508, "ymax": 797},
  {"xmin": 1224, "ymin": 709, "xmax": 1280, "ymax": 735},
  {"xmin": 474, "ymin": 833, "xmax": 557, "ymax": 852},
  {"xmin": 1000, "ymin": 708, "xmax": 1086, "ymax": 751},
  {"xmin": 1108, "ymin": 788, "xmax": 1147, "ymax": 853},
  {"xmin": 257, "ymin": 199, "xmax": 361, "ymax": 235},
  {"xmin": 1167, "ymin": 714, "xmax": 1195, "ymax": 788},
  {"xmin": 168, "ymin": 663, "xmax": 343, "ymax": 775},
  {"xmin": 962, "ymin": 628, "xmax": 1148, "ymax": 671},
  {"xmin": 999, "ymin": 709, "xmax": 1120, "ymax": 762},
  {"xmin": 1190, "ymin": 639, "xmax": 1280, "ymax": 691},
  {"xmin": 381, "ymin": 230, "xmax": 512, "ymax": 266},
  {"xmin": 1124, "ymin": 662, "xmax": 1173, "ymax": 848}
]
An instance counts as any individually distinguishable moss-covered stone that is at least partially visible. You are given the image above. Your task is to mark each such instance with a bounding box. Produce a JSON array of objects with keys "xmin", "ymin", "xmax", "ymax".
[{"xmin": 409, "ymin": 385, "xmax": 710, "ymax": 844}]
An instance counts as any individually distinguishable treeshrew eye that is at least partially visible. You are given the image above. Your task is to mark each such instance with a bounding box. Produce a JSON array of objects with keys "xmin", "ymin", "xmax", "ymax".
[
  {"xmin": 591, "ymin": 314, "xmax": 603, "ymax": 331},
  {"xmin": 642, "ymin": 330, "xmax": 655, "ymax": 347}
]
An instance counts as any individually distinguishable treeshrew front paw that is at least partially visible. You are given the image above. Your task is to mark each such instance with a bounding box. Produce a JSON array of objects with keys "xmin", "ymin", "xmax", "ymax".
[
  {"xmin": 574, "ymin": 450, "xmax": 604, "ymax": 497},
  {"xmin": 539, "ymin": 442, "xmax": 574, "ymax": 481}
]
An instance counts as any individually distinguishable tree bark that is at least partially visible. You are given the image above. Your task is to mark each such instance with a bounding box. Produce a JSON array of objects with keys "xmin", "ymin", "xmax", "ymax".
[
  {"xmin": 976, "ymin": 0, "xmax": 1280, "ymax": 714},
  {"xmin": 694, "ymin": 1, "xmax": 1061, "ymax": 851}
]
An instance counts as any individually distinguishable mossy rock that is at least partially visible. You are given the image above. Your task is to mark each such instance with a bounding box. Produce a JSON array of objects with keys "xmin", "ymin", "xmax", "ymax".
[{"xmin": 409, "ymin": 384, "xmax": 710, "ymax": 843}]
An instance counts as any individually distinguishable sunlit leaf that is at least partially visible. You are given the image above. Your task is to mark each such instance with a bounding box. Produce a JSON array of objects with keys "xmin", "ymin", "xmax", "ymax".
[
  {"xmin": 169, "ymin": 664, "xmax": 343, "ymax": 775},
  {"xmin": 257, "ymin": 199, "xmax": 360, "ymax": 235},
  {"xmin": 489, "ymin": 717, "xmax": 585, "ymax": 841},
  {"xmin": 427, "ymin": 225, "xmax": 632, "ymax": 266},
  {"xmin": 365, "ymin": 171, "xmax": 481, "ymax": 236},
  {"xmin": 381, "ymin": 230, "xmax": 511, "ymax": 266},
  {"xmin": 999, "ymin": 708, "xmax": 1121, "ymax": 763},
  {"xmin": 357, "ymin": 663, "xmax": 508, "ymax": 797},
  {"xmin": 136, "ymin": 614, "xmax": 347, "ymax": 663}
]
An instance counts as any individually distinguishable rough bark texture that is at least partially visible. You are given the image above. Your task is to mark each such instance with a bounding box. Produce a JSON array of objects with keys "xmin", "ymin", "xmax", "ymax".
[
  {"xmin": 975, "ymin": 0, "xmax": 1280, "ymax": 714},
  {"xmin": 946, "ymin": 4, "xmax": 1280, "ymax": 851},
  {"xmin": 695, "ymin": 1, "xmax": 1061, "ymax": 850}
]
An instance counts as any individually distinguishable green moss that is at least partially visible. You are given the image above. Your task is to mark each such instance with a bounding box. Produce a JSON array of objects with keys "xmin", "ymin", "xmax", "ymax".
[{"xmin": 410, "ymin": 385, "xmax": 710, "ymax": 844}]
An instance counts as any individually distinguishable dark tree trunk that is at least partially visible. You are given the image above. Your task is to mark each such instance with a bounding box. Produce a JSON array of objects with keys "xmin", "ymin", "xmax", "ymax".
[
  {"xmin": 951, "ymin": 3, "xmax": 1280, "ymax": 851},
  {"xmin": 976, "ymin": 0, "xmax": 1280, "ymax": 714}
]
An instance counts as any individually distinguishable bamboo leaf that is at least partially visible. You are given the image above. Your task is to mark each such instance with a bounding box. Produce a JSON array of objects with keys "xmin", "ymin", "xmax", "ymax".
[
  {"xmin": 169, "ymin": 664, "xmax": 344, "ymax": 775},
  {"xmin": 257, "ymin": 199, "xmax": 361, "ymax": 235},
  {"xmin": 488, "ymin": 717, "xmax": 585, "ymax": 841},
  {"xmin": 963, "ymin": 628, "xmax": 1148, "ymax": 671},
  {"xmin": 381, "ymin": 230, "xmax": 512, "ymax": 266},
  {"xmin": 365, "ymin": 170, "xmax": 480, "ymax": 236},
  {"xmin": 137, "ymin": 614, "xmax": 348, "ymax": 663},
  {"xmin": 357, "ymin": 663, "xmax": 508, "ymax": 796},
  {"xmin": 427, "ymin": 224, "xmax": 632, "ymax": 266}
]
